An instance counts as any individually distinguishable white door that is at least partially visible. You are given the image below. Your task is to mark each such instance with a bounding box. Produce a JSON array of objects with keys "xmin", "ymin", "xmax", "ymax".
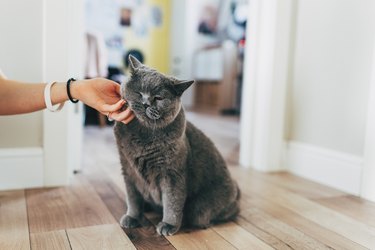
[
  {"xmin": 43, "ymin": 0, "xmax": 85, "ymax": 186},
  {"xmin": 170, "ymin": 0, "xmax": 195, "ymax": 108}
]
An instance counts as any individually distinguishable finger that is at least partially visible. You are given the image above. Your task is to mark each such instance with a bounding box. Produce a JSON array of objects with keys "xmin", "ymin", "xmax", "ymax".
[
  {"xmin": 114, "ymin": 82, "xmax": 121, "ymax": 94},
  {"xmin": 110, "ymin": 108, "xmax": 133, "ymax": 122},
  {"xmin": 122, "ymin": 113, "xmax": 135, "ymax": 124},
  {"xmin": 101, "ymin": 99, "xmax": 125, "ymax": 113}
]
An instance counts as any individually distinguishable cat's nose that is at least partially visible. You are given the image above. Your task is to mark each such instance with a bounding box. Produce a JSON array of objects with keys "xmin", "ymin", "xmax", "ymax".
[
  {"xmin": 142, "ymin": 101, "xmax": 150, "ymax": 108},
  {"xmin": 141, "ymin": 97, "xmax": 151, "ymax": 108}
]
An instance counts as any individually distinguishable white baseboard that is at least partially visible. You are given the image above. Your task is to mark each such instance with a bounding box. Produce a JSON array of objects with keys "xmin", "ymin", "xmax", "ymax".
[
  {"xmin": 285, "ymin": 141, "xmax": 363, "ymax": 195},
  {"xmin": 0, "ymin": 147, "xmax": 44, "ymax": 190}
]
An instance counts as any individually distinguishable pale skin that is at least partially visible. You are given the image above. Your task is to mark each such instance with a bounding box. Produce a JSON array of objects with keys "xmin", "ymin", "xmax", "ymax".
[{"xmin": 0, "ymin": 73, "xmax": 134, "ymax": 123}]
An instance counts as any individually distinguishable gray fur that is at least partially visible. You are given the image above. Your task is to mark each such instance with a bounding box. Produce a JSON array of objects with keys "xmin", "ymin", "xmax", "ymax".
[{"xmin": 114, "ymin": 55, "xmax": 240, "ymax": 236}]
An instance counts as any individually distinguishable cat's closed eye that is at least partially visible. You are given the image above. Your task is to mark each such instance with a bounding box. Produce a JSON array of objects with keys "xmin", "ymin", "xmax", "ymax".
[{"xmin": 154, "ymin": 96, "xmax": 164, "ymax": 101}]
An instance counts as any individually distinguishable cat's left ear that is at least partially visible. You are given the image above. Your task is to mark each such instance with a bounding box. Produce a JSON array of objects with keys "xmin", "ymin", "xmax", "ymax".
[
  {"xmin": 128, "ymin": 55, "xmax": 142, "ymax": 73},
  {"xmin": 173, "ymin": 80, "xmax": 195, "ymax": 96}
]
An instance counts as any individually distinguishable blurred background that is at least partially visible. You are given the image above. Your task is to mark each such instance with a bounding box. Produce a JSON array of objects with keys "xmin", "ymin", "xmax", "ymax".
[{"xmin": 0, "ymin": 0, "xmax": 375, "ymax": 202}]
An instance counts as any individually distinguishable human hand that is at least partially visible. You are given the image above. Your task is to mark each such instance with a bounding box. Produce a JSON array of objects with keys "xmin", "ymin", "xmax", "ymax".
[{"xmin": 71, "ymin": 78, "xmax": 134, "ymax": 124}]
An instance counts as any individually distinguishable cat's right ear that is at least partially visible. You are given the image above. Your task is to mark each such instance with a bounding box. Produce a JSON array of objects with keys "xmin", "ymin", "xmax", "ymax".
[
  {"xmin": 128, "ymin": 55, "xmax": 142, "ymax": 73},
  {"xmin": 173, "ymin": 80, "xmax": 195, "ymax": 96}
]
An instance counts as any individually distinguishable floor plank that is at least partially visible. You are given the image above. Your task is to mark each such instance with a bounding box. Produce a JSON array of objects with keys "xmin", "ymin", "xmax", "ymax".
[
  {"xmin": 240, "ymin": 207, "xmax": 331, "ymax": 250},
  {"xmin": 67, "ymin": 224, "xmax": 136, "ymax": 250},
  {"xmin": 315, "ymin": 195, "xmax": 375, "ymax": 227},
  {"xmin": 235, "ymin": 217, "xmax": 293, "ymax": 250},
  {"xmin": 26, "ymin": 178, "xmax": 116, "ymax": 233},
  {"xmin": 165, "ymin": 228, "xmax": 236, "ymax": 250},
  {"xmin": 0, "ymin": 190, "xmax": 30, "ymax": 250},
  {"xmin": 242, "ymin": 193, "xmax": 367, "ymax": 250},
  {"xmin": 212, "ymin": 222, "xmax": 273, "ymax": 250},
  {"xmin": 259, "ymin": 171, "xmax": 346, "ymax": 199},
  {"xmin": 231, "ymin": 167, "xmax": 375, "ymax": 249},
  {"xmin": 30, "ymin": 230, "xmax": 71, "ymax": 250}
]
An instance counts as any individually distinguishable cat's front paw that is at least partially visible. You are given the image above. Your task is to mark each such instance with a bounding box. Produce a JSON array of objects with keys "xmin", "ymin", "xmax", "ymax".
[
  {"xmin": 156, "ymin": 222, "xmax": 179, "ymax": 236},
  {"xmin": 119, "ymin": 215, "xmax": 141, "ymax": 229}
]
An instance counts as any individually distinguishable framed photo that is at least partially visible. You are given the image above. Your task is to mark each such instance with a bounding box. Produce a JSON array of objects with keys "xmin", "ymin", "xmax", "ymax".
[{"xmin": 120, "ymin": 8, "xmax": 132, "ymax": 26}]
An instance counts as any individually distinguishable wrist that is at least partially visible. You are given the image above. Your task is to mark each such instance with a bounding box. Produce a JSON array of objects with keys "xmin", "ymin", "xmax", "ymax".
[
  {"xmin": 69, "ymin": 79, "xmax": 82, "ymax": 101},
  {"xmin": 66, "ymin": 78, "xmax": 83, "ymax": 103}
]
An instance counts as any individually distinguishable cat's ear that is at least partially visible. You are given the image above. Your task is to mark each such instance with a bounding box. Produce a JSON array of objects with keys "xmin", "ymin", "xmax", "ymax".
[
  {"xmin": 128, "ymin": 55, "xmax": 142, "ymax": 73},
  {"xmin": 173, "ymin": 80, "xmax": 195, "ymax": 96}
]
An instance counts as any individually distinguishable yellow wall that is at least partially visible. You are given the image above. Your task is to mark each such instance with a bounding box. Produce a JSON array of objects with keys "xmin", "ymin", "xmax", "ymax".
[{"xmin": 123, "ymin": 0, "xmax": 171, "ymax": 74}]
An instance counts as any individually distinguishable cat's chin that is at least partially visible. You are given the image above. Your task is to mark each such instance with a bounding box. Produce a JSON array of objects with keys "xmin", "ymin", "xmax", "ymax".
[
  {"xmin": 138, "ymin": 115, "xmax": 177, "ymax": 130},
  {"xmin": 136, "ymin": 115, "xmax": 166, "ymax": 129}
]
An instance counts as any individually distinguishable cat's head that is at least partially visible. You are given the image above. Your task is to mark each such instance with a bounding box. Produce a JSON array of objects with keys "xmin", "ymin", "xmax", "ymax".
[{"xmin": 122, "ymin": 55, "xmax": 194, "ymax": 128}]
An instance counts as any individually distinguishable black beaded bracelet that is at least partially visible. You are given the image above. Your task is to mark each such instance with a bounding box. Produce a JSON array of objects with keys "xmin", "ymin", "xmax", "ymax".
[{"xmin": 66, "ymin": 78, "xmax": 79, "ymax": 103}]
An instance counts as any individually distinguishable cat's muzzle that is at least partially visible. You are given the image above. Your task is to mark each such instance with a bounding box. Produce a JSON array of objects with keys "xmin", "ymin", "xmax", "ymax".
[{"xmin": 145, "ymin": 107, "xmax": 161, "ymax": 120}]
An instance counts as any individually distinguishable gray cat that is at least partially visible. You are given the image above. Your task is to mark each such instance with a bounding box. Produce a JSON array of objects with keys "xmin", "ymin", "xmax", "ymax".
[{"xmin": 114, "ymin": 55, "xmax": 240, "ymax": 236}]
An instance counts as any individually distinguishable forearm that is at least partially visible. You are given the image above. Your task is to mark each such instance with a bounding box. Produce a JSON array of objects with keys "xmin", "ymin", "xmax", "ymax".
[
  {"xmin": 0, "ymin": 77, "xmax": 133, "ymax": 123},
  {"xmin": 0, "ymin": 78, "xmax": 78, "ymax": 115}
]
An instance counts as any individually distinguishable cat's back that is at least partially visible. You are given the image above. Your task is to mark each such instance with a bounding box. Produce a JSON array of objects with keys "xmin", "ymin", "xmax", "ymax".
[
  {"xmin": 185, "ymin": 121, "xmax": 215, "ymax": 149},
  {"xmin": 185, "ymin": 121, "xmax": 226, "ymax": 168}
]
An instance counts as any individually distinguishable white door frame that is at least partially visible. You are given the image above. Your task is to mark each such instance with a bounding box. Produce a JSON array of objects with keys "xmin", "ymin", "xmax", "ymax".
[
  {"xmin": 43, "ymin": 0, "xmax": 84, "ymax": 186},
  {"xmin": 239, "ymin": 0, "xmax": 294, "ymax": 171},
  {"xmin": 361, "ymin": 41, "xmax": 375, "ymax": 202}
]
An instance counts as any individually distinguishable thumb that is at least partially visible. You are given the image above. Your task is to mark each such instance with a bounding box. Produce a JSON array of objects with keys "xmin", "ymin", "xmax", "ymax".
[{"xmin": 114, "ymin": 83, "xmax": 121, "ymax": 95}]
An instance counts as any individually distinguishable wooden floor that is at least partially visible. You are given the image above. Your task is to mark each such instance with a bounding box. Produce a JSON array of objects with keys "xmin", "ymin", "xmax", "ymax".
[{"xmin": 1, "ymin": 112, "xmax": 375, "ymax": 250}]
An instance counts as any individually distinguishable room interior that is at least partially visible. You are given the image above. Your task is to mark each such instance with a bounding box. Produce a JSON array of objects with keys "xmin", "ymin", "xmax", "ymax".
[{"xmin": 0, "ymin": 0, "xmax": 375, "ymax": 249}]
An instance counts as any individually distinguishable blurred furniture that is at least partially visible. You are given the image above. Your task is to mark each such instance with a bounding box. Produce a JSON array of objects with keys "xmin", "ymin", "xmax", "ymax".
[
  {"xmin": 193, "ymin": 40, "xmax": 239, "ymax": 112},
  {"xmin": 84, "ymin": 30, "xmax": 108, "ymax": 127}
]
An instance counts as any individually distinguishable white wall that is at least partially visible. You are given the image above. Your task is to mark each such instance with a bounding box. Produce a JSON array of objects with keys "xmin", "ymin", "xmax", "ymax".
[
  {"xmin": 290, "ymin": 0, "xmax": 375, "ymax": 156},
  {"xmin": 0, "ymin": 0, "xmax": 85, "ymax": 190},
  {"xmin": 0, "ymin": 0, "xmax": 44, "ymax": 148},
  {"xmin": 284, "ymin": 0, "xmax": 375, "ymax": 196}
]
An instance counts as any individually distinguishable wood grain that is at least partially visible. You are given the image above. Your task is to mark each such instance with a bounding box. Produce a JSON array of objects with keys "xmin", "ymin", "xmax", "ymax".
[
  {"xmin": 26, "ymin": 178, "xmax": 116, "ymax": 233},
  {"xmin": 258, "ymin": 171, "xmax": 346, "ymax": 199},
  {"xmin": 315, "ymin": 195, "xmax": 375, "ymax": 227},
  {"xmin": 235, "ymin": 216, "xmax": 293, "ymax": 250},
  {"xmin": 0, "ymin": 190, "xmax": 30, "ymax": 250},
  {"xmin": 242, "ymin": 193, "xmax": 367, "ymax": 250},
  {"xmin": 67, "ymin": 224, "xmax": 136, "ymax": 250},
  {"xmin": 30, "ymin": 230, "xmax": 71, "ymax": 250},
  {"xmin": 240, "ymin": 207, "xmax": 330, "ymax": 250},
  {"xmin": 231, "ymin": 167, "xmax": 375, "ymax": 249},
  {"xmin": 212, "ymin": 222, "xmax": 273, "ymax": 250},
  {"xmin": 165, "ymin": 228, "xmax": 236, "ymax": 250}
]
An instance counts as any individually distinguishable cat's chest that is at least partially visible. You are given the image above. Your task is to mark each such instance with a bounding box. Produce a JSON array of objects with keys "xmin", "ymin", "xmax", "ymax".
[
  {"xmin": 116, "ymin": 122, "xmax": 186, "ymax": 181},
  {"xmin": 131, "ymin": 142, "xmax": 175, "ymax": 176}
]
